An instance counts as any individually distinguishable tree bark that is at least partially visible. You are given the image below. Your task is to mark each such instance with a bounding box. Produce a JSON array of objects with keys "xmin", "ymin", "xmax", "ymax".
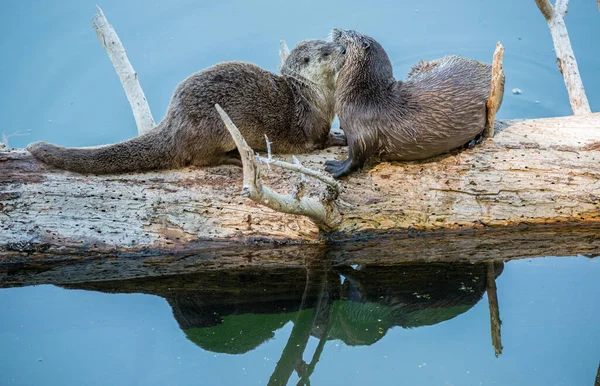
[{"xmin": 1, "ymin": 112, "xmax": 600, "ymax": 254}]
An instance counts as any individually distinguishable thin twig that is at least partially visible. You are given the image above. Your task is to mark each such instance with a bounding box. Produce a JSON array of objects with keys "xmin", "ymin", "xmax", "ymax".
[
  {"xmin": 1, "ymin": 130, "xmax": 28, "ymax": 149},
  {"xmin": 257, "ymin": 156, "xmax": 342, "ymax": 194},
  {"xmin": 484, "ymin": 42, "xmax": 505, "ymax": 138},
  {"xmin": 92, "ymin": 5, "xmax": 155, "ymax": 134},
  {"xmin": 215, "ymin": 104, "xmax": 341, "ymax": 232}
]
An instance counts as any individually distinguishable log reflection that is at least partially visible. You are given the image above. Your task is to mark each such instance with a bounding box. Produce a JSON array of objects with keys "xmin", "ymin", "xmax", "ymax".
[{"xmin": 62, "ymin": 257, "xmax": 504, "ymax": 385}]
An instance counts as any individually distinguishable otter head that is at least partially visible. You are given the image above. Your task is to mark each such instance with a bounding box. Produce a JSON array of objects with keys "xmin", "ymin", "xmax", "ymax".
[
  {"xmin": 330, "ymin": 29, "xmax": 394, "ymax": 90},
  {"xmin": 281, "ymin": 39, "xmax": 346, "ymax": 91}
]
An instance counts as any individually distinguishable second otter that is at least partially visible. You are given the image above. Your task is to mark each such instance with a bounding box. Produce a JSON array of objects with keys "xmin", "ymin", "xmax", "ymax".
[
  {"xmin": 325, "ymin": 29, "xmax": 504, "ymax": 178},
  {"xmin": 28, "ymin": 39, "xmax": 345, "ymax": 174}
]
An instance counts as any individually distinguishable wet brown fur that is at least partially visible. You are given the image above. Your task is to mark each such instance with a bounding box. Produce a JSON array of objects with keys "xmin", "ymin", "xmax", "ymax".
[
  {"xmin": 27, "ymin": 40, "xmax": 345, "ymax": 174},
  {"xmin": 325, "ymin": 29, "xmax": 504, "ymax": 178}
]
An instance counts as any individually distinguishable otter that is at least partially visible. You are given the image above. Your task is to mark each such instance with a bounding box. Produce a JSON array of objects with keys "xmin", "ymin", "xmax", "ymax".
[
  {"xmin": 27, "ymin": 39, "xmax": 346, "ymax": 174},
  {"xmin": 325, "ymin": 29, "xmax": 503, "ymax": 178}
]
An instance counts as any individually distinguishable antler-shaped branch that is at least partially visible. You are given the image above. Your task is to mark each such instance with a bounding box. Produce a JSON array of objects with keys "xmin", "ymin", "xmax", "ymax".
[{"xmin": 216, "ymin": 104, "xmax": 341, "ymax": 232}]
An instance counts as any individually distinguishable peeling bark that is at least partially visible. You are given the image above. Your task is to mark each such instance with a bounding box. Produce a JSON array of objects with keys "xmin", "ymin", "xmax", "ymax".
[{"xmin": 2, "ymin": 114, "xmax": 599, "ymax": 254}]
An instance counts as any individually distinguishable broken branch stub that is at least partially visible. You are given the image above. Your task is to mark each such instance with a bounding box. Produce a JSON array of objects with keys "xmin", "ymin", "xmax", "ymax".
[
  {"xmin": 534, "ymin": 0, "xmax": 591, "ymax": 115},
  {"xmin": 92, "ymin": 5, "xmax": 156, "ymax": 134},
  {"xmin": 484, "ymin": 42, "xmax": 505, "ymax": 139},
  {"xmin": 215, "ymin": 104, "xmax": 341, "ymax": 232},
  {"xmin": 278, "ymin": 40, "xmax": 291, "ymax": 71}
]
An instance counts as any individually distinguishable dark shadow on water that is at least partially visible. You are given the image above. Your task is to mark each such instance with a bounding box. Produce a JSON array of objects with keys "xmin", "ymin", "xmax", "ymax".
[{"xmin": 62, "ymin": 253, "xmax": 505, "ymax": 385}]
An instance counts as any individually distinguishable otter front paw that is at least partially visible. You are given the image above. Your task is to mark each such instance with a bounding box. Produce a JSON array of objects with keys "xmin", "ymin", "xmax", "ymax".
[{"xmin": 325, "ymin": 159, "xmax": 352, "ymax": 179}]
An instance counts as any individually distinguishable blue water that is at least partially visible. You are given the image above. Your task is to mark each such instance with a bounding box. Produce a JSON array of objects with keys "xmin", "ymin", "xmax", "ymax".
[
  {"xmin": 1, "ymin": 1, "xmax": 599, "ymax": 385},
  {"xmin": 0, "ymin": 257, "xmax": 599, "ymax": 386},
  {"xmin": 1, "ymin": 0, "xmax": 599, "ymax": 149}
]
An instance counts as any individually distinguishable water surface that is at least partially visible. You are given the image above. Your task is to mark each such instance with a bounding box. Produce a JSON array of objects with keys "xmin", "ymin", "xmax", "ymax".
[
  {"xmin": 1, "ymin": 2, "xmax": 599, "ymax": 385},
  {"xmin": 1, "ymin": 0, "xmax": 599, "ymax": 148},
  {"xmin": 1, "ymin": 256, "xmax": 598, "ymax": 386}
]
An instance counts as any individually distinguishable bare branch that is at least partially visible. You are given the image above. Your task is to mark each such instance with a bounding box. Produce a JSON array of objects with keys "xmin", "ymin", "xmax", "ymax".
[
  {"xmin": 534, "ymin": 0, "xmax": 591, "ymax": 115},
  {"xmin": 215, "ymin": 104, "xmax": 341, "ymax": 232},
  {"xmin": 555, "ymin": 0, "xmax": 568, "ymax": 17},
  {"xmin": 92, "ymin": 6, "xmax": 155, "ymax": 134},
  {"xmin": 484, "ymin": 42, "xmax": 505, "ymax": 138},
  {"xmin": 279, "ymin": 40, "xmax": 291, "ymax": 70},
  {"xmin": 534, "ymin": 0, "xmax": 554, "ymax": 20},
  {"xmin": 257, "ymin": 156, "xmax": 342, "ymax": 194}
]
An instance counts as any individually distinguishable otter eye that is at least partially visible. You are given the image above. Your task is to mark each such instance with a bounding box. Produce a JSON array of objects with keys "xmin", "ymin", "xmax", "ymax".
[
  {"xmin": 322, "ymin": 52, "xmax": 330, "ymax": 57},
  {"xmin": 303, "ymin": 57, "xmax": 310, "ymax": 64}
]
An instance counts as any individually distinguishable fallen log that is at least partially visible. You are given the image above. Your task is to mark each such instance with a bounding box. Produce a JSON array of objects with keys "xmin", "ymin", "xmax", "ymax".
[
  {"xmin": 1, "ymin": 224, "xmax": 599, "ymax": 286},
  {"xmin": 1, "ymin": 6, "xmax": 599, "ymax": 256},
  {"xmin": 1, "ymin": 113, "xmax": 600, "ymax": 255}
]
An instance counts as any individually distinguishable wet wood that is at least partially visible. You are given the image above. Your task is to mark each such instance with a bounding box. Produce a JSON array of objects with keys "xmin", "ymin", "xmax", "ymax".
[
  {"xmin": 1, "ymin": 114, "xmax": 600, "ymax": 253},
  {"xmin": 1, "ymin": 225, "xmax": 598, "ymax": 287}
]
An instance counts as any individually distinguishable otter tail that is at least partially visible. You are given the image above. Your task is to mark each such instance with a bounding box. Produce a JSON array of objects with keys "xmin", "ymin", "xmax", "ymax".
[{"xmin": 27, "ymin": 122, "xmax": 176, "ymax": 174}]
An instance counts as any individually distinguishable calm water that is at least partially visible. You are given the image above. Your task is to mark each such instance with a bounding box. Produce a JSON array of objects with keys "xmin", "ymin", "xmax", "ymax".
[
  {"xmin": 1, "ymin": 1, "xmax": 600, "ymax": 385},
  {"xmin": 0, "ymin": 257, "xmax": 599, "ymax": 386},
  {"xmin": 1, "ymin": 0, "xmax": 599, "ymax": 148}
]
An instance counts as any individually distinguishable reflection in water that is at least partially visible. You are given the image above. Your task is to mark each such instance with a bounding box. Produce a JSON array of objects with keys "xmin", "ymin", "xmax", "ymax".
[{"xmin": 63, "ymin": 258, "xmax": 504, "ymax": 386}]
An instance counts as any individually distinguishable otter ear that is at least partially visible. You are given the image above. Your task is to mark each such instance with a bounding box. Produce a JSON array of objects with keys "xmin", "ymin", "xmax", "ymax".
[{"xmin": 362, "ymin": 41, "xmax": 370, "ymax": 50}]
